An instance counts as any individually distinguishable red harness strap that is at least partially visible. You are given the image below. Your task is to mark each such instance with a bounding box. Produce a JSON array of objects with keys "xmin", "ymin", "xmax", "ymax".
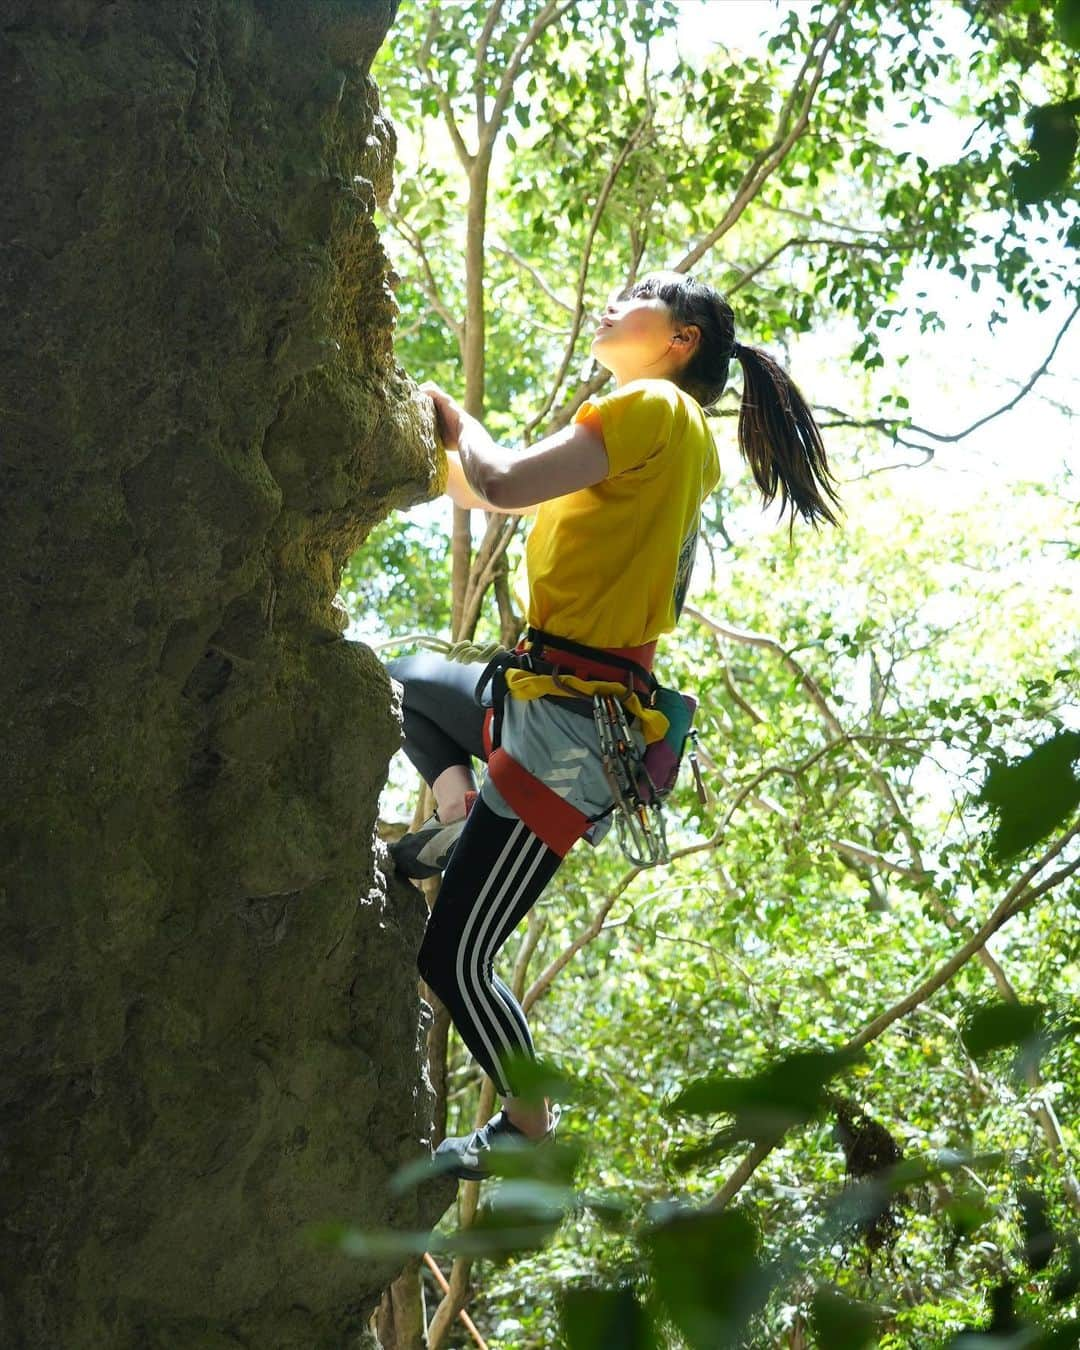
[
  {"xmin": 486, "ymin": 747, "xmax": 591, "ymax": 856},
  {"xmin": 481, "ymin": 708, "xmax": 592, "ymax": 857}
]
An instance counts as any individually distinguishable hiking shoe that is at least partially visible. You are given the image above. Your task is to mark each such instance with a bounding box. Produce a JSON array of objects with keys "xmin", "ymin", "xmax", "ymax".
[
  {"xmin": 434, "ymin": 1104, "xmax": 562, "ymax": 1182},
  {"xmin": 388, "ymin": 792, "xmax": 476, "ymax": 879}
]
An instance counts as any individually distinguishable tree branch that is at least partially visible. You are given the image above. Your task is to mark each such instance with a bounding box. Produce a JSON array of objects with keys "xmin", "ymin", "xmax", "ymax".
[
  {"xmin": 427, "ymin": 1073, "xmax": 498, "ymax": 1348},
  {"xmin": 720, "ymin": 653, "xmax": 767, "ymax": 725},
  {"xmin": 524, "ymin": 865, "xmax": 646, "ymax": 1013},
  {"xmin": 685, "ymin": 605, "xmax": 1049, "ymax": 1047},
  {"xmin": 525, "ymin": 115, "xmax": 650, "ymax": 438},
  {"xmin": 825, "ymin": 837, "xmax": 929, "ymax": 882},
  {"xmin": 719, "ymin": 737, "xmax": 854, "ymax": 834},
  {"xmin": 385, "ymin": 209, "xmax": 464, "ymax": 346},
  {"xmin": 422, "ymin": 1253, "xmax": 489, "ymax": 1349},
  {"xmin": 544, "ymin": 365, "xmax": 613, "ymax": 435},
  {"xmin": 762, "ymin": 202, "xmax": 899, "ymax": 239},
  {"xmin": 460, "ymin": 513, "xmax": 521, "ymax": 639},
  {"xmin": 512, "ymin": 909, "xmax": 546, "ymax": 1000},
  {"xmin": 725, "ymin": 232, "xmax": 908, "ymax": 295},
  {"xmin": 490, "ymin": 241, "xmax": 576, "ymax": 314},
  {"xmin": 676, "ymin": 0, "xmax": 855, "ymax": 272},
  {"xmin": 481, "ymin": 0, "xmax": 577, "ymax": 156},
  {"xmin": 706, "ymin": 820, "xmax": 1080, "ymax": 1212},
  {"xmin": 474, "ymin": 0, "xmax": 506, "ymax": 131},
  {"xmin": 419, "ymin": 7, "xmax": 475, "ymax": 169},
  {"xmin": 850, "ymin": 826, "xmax": 1080, "ymax": 1052},
  {"xmin": 822, "ymin": 296, "xmax": 1080, "ymax": 471}
]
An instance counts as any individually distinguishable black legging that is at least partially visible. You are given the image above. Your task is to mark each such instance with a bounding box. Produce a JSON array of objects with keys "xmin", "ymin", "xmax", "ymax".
[
  {"xmin": 388, "ymin": 653, "xmax": 562, "ymax": 1095},
  {"xmin": 386, "ymin": 653, "xmax": 487, "ymax": 783}
]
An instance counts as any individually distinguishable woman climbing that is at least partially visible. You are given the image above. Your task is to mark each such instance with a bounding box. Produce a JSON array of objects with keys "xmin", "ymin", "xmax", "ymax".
[{"xmin": 387, "ymin": 271, "xmax": 840, "ymax": 1180}]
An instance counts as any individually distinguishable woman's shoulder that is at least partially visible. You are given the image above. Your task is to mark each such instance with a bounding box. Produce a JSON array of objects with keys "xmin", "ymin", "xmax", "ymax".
[{"xmin": 587, "ymin": 380, "xmax": 710, "ymax": 460}]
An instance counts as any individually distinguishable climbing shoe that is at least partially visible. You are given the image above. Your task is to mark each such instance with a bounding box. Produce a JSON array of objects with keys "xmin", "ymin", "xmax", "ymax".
[
  {"xmin": 388, "ymin": 791, "xmax": 476, "ymax": 880},
  {"xmin": 434, "ymin": 1104, "xmax": 562, "ymax": 1182}
]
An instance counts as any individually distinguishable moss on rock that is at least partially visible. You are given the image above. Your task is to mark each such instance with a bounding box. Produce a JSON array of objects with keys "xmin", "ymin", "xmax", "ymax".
[{"xmin": 0, "ymin": 1, "xmax": 450, "ymax": 1344}]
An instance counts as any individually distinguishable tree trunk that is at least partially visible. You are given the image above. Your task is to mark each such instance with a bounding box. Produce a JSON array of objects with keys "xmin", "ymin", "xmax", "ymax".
[
  {"xmin": 0, "ymin": 2, "xmax": 453, "ymax": 1344},
  {"xmin": 374, "ymin": 1260, "xmax": 427, "ymax": 1350}
]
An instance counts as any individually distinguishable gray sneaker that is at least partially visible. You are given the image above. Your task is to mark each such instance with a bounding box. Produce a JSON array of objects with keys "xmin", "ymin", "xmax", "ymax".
[
  {"xmin": 434, "ymin": 1103, "xmax": 562, "ymax": 1181},
  {"xmin": 388, "ymin": 811, "xmax": 467, "ymax": 879}
]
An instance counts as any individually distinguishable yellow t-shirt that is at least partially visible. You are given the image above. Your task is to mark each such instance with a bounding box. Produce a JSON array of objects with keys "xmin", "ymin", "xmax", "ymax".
[
  {"xmin": 506, "ymin": 379, "xmax": 719, "ymax": 743},
  {"xmin": 525, "ymin": 378, "xmax": 720, "ymax": 646}
]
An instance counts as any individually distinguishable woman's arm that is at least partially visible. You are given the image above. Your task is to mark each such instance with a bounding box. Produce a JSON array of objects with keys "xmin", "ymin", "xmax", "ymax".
[
  {"xmin": 459, "ymin": 418, "xmax": 608, "ymax": 510},
  {"xmin": 424, "ymin": 382, "xmax": 609, "ymax": 510},
  {"xmin": 444, "ymin": 451, "xmax": 536, "ymax": 516}
]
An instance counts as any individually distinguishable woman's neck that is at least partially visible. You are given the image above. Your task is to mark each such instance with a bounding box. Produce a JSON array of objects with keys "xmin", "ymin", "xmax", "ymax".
[{"xmin": 610, "ymin": 366, "xmax": 675, "ymax": 388}]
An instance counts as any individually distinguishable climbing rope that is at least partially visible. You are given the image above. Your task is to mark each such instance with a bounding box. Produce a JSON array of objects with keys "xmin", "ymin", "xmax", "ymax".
[{"xmin": 371, "ymin": 633, "xmax": 507, "ymax": 665}]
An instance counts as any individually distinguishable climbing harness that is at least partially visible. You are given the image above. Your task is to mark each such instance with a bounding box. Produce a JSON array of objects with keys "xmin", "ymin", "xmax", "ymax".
[
  {"xmin": 380, "ymin": 628, "xmax": 704, "ymax": 867},
  {"xmin": 477, "ymin": 628, "xmax": 705, "ymax": 867}
]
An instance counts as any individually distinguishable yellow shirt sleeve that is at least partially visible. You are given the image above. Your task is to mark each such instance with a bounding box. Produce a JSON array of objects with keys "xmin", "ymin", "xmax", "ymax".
[{"xmin": 574, "ymin": 379, "xmax": 678, "ymax": 478}]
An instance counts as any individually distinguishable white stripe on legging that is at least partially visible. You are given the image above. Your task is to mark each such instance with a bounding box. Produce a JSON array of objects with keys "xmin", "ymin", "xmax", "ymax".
[
  {"xmin": 470, "ymin": 834, "xmax": 549, "ymax": 1071},
  {"xmin": 465, "ymin": 830, "xmax": 548, "ymax": 1088},
  {"xmin": 453, "ymin": 821, "xmax": 531, "ymax": 1084},
  {"xmin": 477, "ymin": 841, "xmax": 554, "ymax": 1046},
  {"xmin": 491, "ymin": 973, "xmax": 532, "ymax": 1047},
  {"xmin": 454, "ymin": 822, "xmax": 546, "ymax": 1092}
]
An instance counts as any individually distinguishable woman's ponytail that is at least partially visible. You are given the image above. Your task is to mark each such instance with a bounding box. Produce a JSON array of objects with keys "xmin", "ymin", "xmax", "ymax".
[
  {"xmin": 733, "ymin": 344, "xmax": 841, "ymax": 529},
  {"xmin": 617, "ymin": 271, "xmax": 841, "ymax": 528}
]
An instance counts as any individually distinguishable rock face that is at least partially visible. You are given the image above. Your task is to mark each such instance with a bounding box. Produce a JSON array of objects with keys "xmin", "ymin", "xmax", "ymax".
[{"xmin": 0, "ymin": 2, "xmax": 448, "ymax": 1345}]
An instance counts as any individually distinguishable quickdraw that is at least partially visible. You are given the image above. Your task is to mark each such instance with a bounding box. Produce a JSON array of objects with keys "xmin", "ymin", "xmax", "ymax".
[{"xmin": 592, "ymin": 690, "xmax": 670, "ymax": 867}]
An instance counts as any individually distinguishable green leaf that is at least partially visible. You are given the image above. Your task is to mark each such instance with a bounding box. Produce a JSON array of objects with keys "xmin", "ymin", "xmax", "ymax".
[
  {"xmin": 501, "ymin": 1051, "xmax": 588, "ymax": 1108},
  {"xmin": 1011, "ymin": 100, "xmax": 1080, "ymax": 205},
  {"xmin": 961, "ymin": 1001, "xmax": 1043, "ymax": 1060},
  {"xmin": 389, "ymin": 1149, "xmax": 471, "ymax": 1194},
  {"xmin": 810, "ymin": 1287, "xmax": 882, "ymax": 1349},
  {"xmin": 1056, "ymin": 0, "xmax": 1080, "ymax": 48},
  {"xmin": 1051, "ymin": 1234, "xmax": 1080, "ymax": 1303},
  {"xmin": 665, "ymin": 1047, "xmax": 861, "ymax": 1142},
  {"xmin": 943, "ymin": 1190, "xmax": 995, "ymax": 1246},
  {"xmin": 977, "ymin": 730, "xmax": 1080, "ymax": 858},
  {"xmin": 477, "ymin": 1138, "xmax": 584, "ymax": 1186},
  {"xmin": 1018, "ymin": 1186, "xmax": 1057, "ymax": 1274},
  {"xmin": 645, "ymin": 1207, "xmax": 768, "ymax": 1348},
  {"xmin": 561, "ymin": 1287, "xmax": 657, "ymax": 1350},
  {"xmin": 307, "ymin": 1222, "xmax": 433, "ymax": 1259},
  {"xmin": 467, "ymin": 1178, "xmax": 575, "ymax": 1255}
]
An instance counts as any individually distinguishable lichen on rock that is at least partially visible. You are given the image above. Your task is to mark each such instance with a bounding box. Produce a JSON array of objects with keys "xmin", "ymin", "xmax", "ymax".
[{"xmin": 0, "ymin": 2, "xmax": 449, "ymax": 1345}]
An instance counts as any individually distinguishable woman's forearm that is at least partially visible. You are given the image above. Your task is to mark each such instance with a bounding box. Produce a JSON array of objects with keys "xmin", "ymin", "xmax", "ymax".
[
  {"xmin": 444, "ymin": 449, "xmax": 533, "ymax": 517},
  {"xmin": 455, "ymin": 412, "xmax": 512, "ymax": 504},
  {"xmin": 445, "ymin": 451, "xmax": 493, "ymax": 510}
]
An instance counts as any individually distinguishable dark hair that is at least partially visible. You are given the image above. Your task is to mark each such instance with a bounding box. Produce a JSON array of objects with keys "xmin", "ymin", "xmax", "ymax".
[{"xmin": 625, "ymin": 273, "xmax": 841, "ymax": 528}]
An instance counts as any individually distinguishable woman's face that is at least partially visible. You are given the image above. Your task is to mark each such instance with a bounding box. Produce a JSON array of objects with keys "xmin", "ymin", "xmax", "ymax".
[
  {"xmin": 590, "ymin": 291, "xmax": 677, "ymax": 373},
  {"xmin": 590, "ymin": 273, "xmax": 698, "ymax": 384}
]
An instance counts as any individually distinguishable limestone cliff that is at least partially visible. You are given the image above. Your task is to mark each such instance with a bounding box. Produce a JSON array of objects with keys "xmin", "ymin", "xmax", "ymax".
[{"xmin": 0, "ymin": 2, "xmax": 448, "ymax": 1344}]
